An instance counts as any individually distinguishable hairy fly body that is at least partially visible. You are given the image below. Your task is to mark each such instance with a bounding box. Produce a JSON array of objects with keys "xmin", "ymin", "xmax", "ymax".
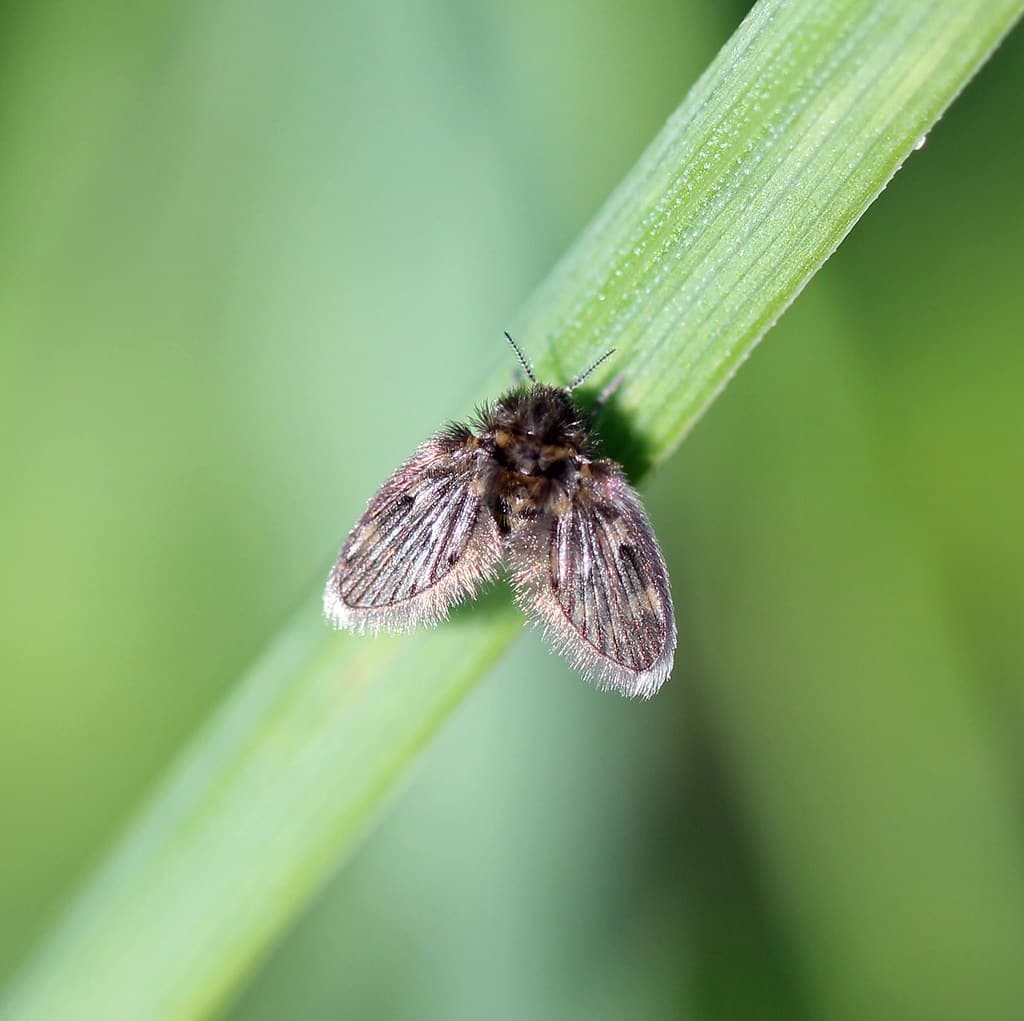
[{"xmin": 324, "ymin": 336, "xmax": 676, "ymax": 698}]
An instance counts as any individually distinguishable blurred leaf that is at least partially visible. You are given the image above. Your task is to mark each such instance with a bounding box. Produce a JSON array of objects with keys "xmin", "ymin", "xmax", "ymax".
[{"xmin": 2, "ymin": 1, "xmax": 1020, "ymax": 1019}]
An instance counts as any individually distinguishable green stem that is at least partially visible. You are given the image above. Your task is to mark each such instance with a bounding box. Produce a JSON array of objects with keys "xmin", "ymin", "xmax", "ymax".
[{"xmin": 2, "ymin": 1, "xmax": 1020, "ymax": 1019}]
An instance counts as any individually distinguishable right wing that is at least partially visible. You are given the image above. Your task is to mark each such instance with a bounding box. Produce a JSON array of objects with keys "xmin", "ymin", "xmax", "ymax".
[
  {"xmin": 324, "ymin": 431, "xmax": 503, "ymax": 632},
  {"xmin": 509, "ymin": 460, "xmax": 676, "ymax": 698}
]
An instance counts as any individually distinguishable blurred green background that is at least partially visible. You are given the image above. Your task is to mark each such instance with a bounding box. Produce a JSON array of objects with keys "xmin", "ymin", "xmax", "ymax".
[{"xmin": 2, "ymin": 2, "xmax": 1023, "ymax": 1020}]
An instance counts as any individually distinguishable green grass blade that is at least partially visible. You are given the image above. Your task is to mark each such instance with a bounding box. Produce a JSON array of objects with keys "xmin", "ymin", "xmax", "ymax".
[{"xmin": 2, "ymin": 1, "xmax": 1020, "ymax": 1019}]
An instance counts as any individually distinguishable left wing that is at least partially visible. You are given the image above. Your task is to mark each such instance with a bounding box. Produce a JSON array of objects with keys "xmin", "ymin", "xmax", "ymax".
[{"xmin": 324, "ymin": 431, "xmax": 502, "ymax": 633}]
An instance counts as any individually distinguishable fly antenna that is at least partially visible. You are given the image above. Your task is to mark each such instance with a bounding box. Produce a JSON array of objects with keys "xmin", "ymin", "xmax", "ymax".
[
  {"xmin": 567, "ymin": 348, "xmax": 616, "ymax": 392},
  {"xmin": 504, "ymin": 331, "xmax": 536, "ymax": 385}
]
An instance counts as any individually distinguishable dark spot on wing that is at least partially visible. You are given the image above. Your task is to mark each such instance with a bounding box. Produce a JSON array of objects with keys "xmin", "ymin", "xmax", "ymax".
[{"xmin": 618, "ymin": 543, "xmax": 642, "ymax": 574}]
